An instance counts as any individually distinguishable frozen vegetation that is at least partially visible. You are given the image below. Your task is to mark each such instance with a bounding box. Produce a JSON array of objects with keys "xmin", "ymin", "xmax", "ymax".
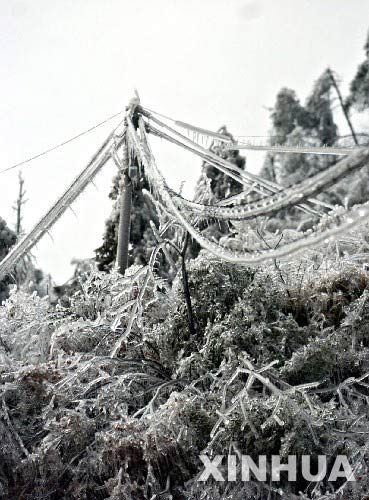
[
  {"xmin": 1, "ymin": 243, "xmax": 369, "ymax": 499},
  {"xmin": 1, "ymin": 28, "xmax": 369, "ymax": 500}
]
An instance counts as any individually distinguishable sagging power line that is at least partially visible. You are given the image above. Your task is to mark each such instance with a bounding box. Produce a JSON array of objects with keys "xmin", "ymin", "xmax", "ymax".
[
  {"xmin": 0, "ymin": 96, "xmax": 368, "ymax": 281},
  {"xmin": 0, "ymin": 109, "xmax": 125, "ymax": 175}
]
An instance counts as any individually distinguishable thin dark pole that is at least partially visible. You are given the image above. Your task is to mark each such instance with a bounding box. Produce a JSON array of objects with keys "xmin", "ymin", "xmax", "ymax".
[
  {"xmin": 181, "ymin": 232, "xmax": 196, "ymax": 337},
  {"xmin": 328, "ymin": 68, "xmax": 359, "ymax": 146},
  {"xmin": 116, "ymin": 143, "xmax": 132, "ymax": 275}
]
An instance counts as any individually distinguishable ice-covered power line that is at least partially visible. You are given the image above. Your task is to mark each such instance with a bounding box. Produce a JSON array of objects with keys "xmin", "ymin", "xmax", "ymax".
[
  {"xmin": 165, "ymin": 143, "xmax": 369, "ymax": 220},
  {"xmin": 141, "ymin": 105, "xmax": 364, "ymax": 156},
  {"xmin": 0, "ymin": 109, "xmax": 124, "ymax": 175},
  {"xmin": 1, "ymin": 100, "xmax": 369, "ymax": 281},
  {"xmin": 144, "ymin": 111, "xmax": 322, "ymax": 216},
  {"xmin": 129, "ymin": 115, "xmax": 369, "ymax": 265},
  {"xmin": 0, "ymin": 123, "xmax": 126, "ymax": 280},
  {"xmin": 225, "ymin": 143, "xmax": 357, "ymax": 155}
]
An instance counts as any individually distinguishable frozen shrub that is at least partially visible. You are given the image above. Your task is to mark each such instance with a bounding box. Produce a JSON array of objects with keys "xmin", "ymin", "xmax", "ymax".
[{"xmin": 0, "ymin": 252, "xmax": 369, "ymax": 498}]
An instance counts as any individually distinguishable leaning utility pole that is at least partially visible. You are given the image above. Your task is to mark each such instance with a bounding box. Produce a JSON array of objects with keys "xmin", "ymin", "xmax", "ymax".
[{"xmin": 327, "ymin": 68, "xmax": 359, "ymax": 146}]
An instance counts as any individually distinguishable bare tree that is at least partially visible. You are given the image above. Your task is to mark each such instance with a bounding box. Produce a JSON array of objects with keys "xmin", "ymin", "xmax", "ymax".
[{"xmin": 13, "ymin": 171, "xmax": 27, "ymax": 237}]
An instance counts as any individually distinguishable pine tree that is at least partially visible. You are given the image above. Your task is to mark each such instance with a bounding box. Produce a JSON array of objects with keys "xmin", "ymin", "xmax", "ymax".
[
  {"xmin": 305, "ymin": 67, "xmax": 369, "ymax": 207},
  {"xmin": 346, "ymin": 30, "xmax": 369, "ymax": 112},
  {"xmin": 260, "ymin": 77, "xmax": 341, "ymax": 229}
]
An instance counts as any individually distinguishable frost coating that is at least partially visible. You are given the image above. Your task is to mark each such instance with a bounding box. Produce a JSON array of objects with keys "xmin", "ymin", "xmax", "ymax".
[
  {"xmin": 0, "ymin": 127, "xmax": 126, "ymax": 281},
  {"xmin": 129, "ymin": 117, "xmax": 369, "ymax": 265}
]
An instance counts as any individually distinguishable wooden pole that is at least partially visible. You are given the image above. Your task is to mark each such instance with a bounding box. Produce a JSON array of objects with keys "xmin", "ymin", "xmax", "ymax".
[
  {"xmin": 115, "ymin": 143, "xmax": 132, "ymax": 275},
  {"xmin": 180, "ymin": 232, "xmax": 196, "ymax": 337},
  {"xmin": 327, "ymin": 68, "xmax": 359, "ymax": 146}
]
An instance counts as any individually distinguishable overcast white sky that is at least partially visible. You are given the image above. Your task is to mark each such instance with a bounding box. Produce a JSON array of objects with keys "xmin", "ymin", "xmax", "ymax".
[{"xmin": 0, "ymin": 0, "xmax": 368, "ymax": 283}]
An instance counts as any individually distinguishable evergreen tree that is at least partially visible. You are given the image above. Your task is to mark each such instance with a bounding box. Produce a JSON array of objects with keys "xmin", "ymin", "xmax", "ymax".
[
  {"xmin": 261, "ymin": 75, "xmax": 338, "ymax": 189},
  {"xmin": 0, "ymin": 216, "xmax": 17, "ymax": 303},
  {"xmin": 270, "ymin": 88, "xmax": 311, "ymax": 145},
  {"xmin": 194, "ymin": 126, "xmax": 246, "ymax": 203},
  {"xmin": 305, "ymin": 69, "xmax": 338, "ymax": 146},
  {"xmin": 347, "ymin": 30, "xmax": 369, "ymax": 112},
  {"xmin": 260, "ymin": 87, "xmax": 311, "ymax": 188},
  {"xmin": 260, "ymin": 75, "xmax": 341, "ymax": 229},
  {"xmin": 191, "ymin": 127, "xmax": 246, "ymax": 258}
]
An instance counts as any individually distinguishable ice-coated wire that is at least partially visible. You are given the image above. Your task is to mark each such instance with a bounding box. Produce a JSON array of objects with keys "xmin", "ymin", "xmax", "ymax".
[
  {"xmin": 147, "ymin": 124, "xmax": 318, "ymax": 218},
  {"xmin": 168, "ymin": 146, "xmax": 369, "ymax": 220},
  {"xmin": 0, "ymin": 110, "xmax": 125, "ymax": 175},
  {"xmin": 0, "ymin": 125, "xmax": 126, "ymax": 280},
  {"xmin": 141, "ymin": 105, "xmax": 362, "ymax": 155},
  {"xmin": 147, "ymin": 123, "xmax": 323, "ymax": 218},
  {"xmin": 129, "ymin": 116, "xmax": 369, "ymax": 265},
  {"xmin": 225, "ymin": 143, "xmax": 357, "ymax": 155},
  {"xmin": 143, "ymin": 112, "xmax": 322, "ymax": 216}
]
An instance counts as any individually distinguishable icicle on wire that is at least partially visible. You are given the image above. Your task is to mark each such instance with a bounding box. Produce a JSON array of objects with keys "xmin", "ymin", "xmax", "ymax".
[
  {"xmin": 147, "ymin": 119, "xmax": 368, "ymax": 217},
  {"xmin": 168, "ymin": 146, "xmax": 369, "ymax": 221},
  {"xmin": 140, "ymin": 105, "xmax": 358, "ymax": 156},
  {"xmin": 129, "ymin": 117, "xmax": 369, "ymax": 265},
  {"xmin": 142, "ymin": 109, "xmax": 335, "ymax": 213},
  {"xmin": 143, "ymin": 113, "xmax": 322, "ymax": 216},
  {"xmin": 147, "ymin": 122, "xmax": 321, "ymax": 218},
  {"xmin": 0, "ymin": 126, "xmax": 127, "ymax": 280},
  {"xmin": 224, "ymin": 142, "xmax": 357, "ymax": 156}
]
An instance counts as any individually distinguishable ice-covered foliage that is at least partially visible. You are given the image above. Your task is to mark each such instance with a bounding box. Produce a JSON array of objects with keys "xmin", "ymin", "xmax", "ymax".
[
  {"xmin": 347, "ymin": 30, "xmax": 369, "ymax": 112},
  {"xmin": 1, "ymin": 239, "xmax": 369, "ymax": 498},
  {"xmin": 3, "ymin": 38, "xmax": 369, "ymax": 497},
  {"xmin": 0, "ymin": 217, "xmax": 17, "ymax": 303}
]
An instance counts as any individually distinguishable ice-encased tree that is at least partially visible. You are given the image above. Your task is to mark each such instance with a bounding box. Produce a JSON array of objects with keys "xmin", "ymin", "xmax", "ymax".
[
  {"xmin": 260, "ymin": 88, "xmax": 311, "ymax": 185},
  {"xmin": 259, "ymin": 77, "xmax": 340, "ymax": 228},
  {"xmin": 305, "ymin": 68, "xmax": 338, "ymax": 146},
  {"xmin": 194, "ymin": 126, "xmax": 246, "ymax": 202},
  {"xmin": 270, "ymin": 88, "xmax": 311, "ymax": 145},
  {"xmin": 308, "ymin": 65, "xmax": 369, "ymax": 207},
  {"xmin": 9, "ymin": 173, "xmax": 47, "ymax": 294},
  {"xmin": 347, "ymin": 30, "xmax": 369, "ymax": 112},
  {"xmin": 95, "ymin": 168, "xmax": 158, "ymax": 272},
  {"xmin": 190, "ymin": 127, "xmax": 246, "ymax": 257},
  {"xmin": 261, "ymin": 78, "xmax": 338, "ymax": 187}
]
